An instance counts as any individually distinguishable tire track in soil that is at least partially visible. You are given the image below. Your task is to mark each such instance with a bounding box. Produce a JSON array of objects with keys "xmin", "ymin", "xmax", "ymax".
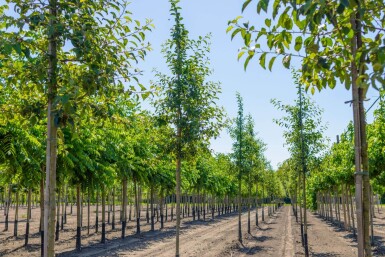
[{"xmin": 229, "ymin": 206, "xmax": 294, "ymax": 257}]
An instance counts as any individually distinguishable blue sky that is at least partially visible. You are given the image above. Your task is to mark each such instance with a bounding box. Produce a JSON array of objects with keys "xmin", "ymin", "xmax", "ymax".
[{"xmin": 130, "ymin": 0, "xmax": 379, "ymax": 169}]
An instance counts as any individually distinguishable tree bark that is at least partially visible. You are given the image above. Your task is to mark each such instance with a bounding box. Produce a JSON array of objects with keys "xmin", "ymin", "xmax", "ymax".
[
  {"xmin": 25, "ymin": 188, "xmax": 32, "ymax": 246},
  {"xmin": 14, "ymin": 190, "xmax": 19, "ymax": 237},
  {"xmin": 44, "ymin": 1, "xmax": 58, "ymax": 256},
  {"xmin": 55, "ymin": 189, "xmax": 60, "ymax": 241},
  {"xmin": 351, "ymin": 10, "xmax": 371, "ymax": 257},
  {"xmin": 121, "ymin": 178, "xmax": 127, "ymax": 238},
  {"xmin": 76, "ymin": 184, "xmax": 81, "ymax": 251},
  {"xmin": 101, "ymin": 186, "xmax": 106, "ymax": 244}
]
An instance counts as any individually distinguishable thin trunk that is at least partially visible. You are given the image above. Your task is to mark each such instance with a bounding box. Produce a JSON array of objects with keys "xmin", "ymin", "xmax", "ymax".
[
  {"xmin": 175, "ymin": 143, "xmax": 182, "ymax": 257},
  {"xmin": 134, "ymin": 180, "xmax": 140, "ymax": 234},
  {"xmin": 25, "ymin": 188, "xmax": 32, "ymax": 246},
  {"xmin": 146, "ymin": 191, "xmax": 150, "ymax": 224},
  {"xmin": 255, "ymin": 183, "xmax": 259, "ymax": 227},
  {"xmin": 101, "ymin": 186, "xmax": 106, "ymax": 244},
  {"xmin": 87, "ymin": 188, "xmax": 90, "ymax": 235},
  {"xmin": 95, "ymin": 190, "xmax": 99, "ymax": 233},
  {"xmin": 112, "ymin": 187, "xmax": 115, "ymax": 230},
  {"xmin": 4, "ymin": 184, "xmax": 11, "ymax": 231},
  {"xmin": 40, "ymin": 175, "xmax": 44, "ymax": 257},
  {"xmin": 343, "ymin": 184, "xmax": 348, "ymax": 229},
  {"xmin": 55, "ymin": 189, "xmax": 60, "ymax": 241},
  {"xmin": 121, "ymin": 178, "xmax": 127, "ymax": 238},
  {"xmin": 14, "ymin": 190, "xmax": 19, "ymax": 237},
  {"xmin": 150, "ymin": 185, "xmax": 154, "ymax": 231},
  {"xmin": 346, "ymin": 185, "xmax": 351, "ymax": 230},
  {"xmin": 238, "ymin": 176, "xmax": 242, "ymax": 243},
  {"xmin": 44, "ymin": 1, "xmax": 58, "ymax": 256},
  {"xmin": 76, "ymin": 185, "xmax": 81, "ymax": 251},
  {"xmin": 349, "ymin": 185, "xmax": 356, "ymax": 236},
  {"xmin": 247, "ymin": 182, "xmax": 251, "ymax": 234},
  {"xmin": 160, "ymin": 190, "xmax": 164, "ymax": 229}
]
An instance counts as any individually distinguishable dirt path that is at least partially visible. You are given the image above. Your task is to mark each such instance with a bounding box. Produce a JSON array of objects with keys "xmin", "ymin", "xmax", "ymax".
[
  {"xmin": 295, "ymin": 211, "xmax": 358, "ymax": 257},
  {"xmin": 76, "ymin": 208, "xmax": 264, "ymax": 257},
  {"xmin": 223, "ymin": 205, "xmax": 295, "ymax": 257}
]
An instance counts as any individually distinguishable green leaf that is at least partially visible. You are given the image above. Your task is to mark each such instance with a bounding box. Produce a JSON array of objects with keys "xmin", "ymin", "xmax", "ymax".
[
  {"xmin": 231, "ymin": 28, "xmax": 241, "ymax": 40},
  {"xmin": 282, "ymin": 54, "xmax": 291, "ymax": 69},
  {"xmin": 226, "ymin": 25, "xmax": 234, "ymax": 33},
  {"xmin": 238, "ymin": 51, "xmax": 245, "ymax": 61},
  {"xmin": 13, "ymin": 43, "xmax": 22, "ymax": 55},
  {"xmin": 3, "ymin": 43, "xmax": 12, "ymax": 55},
  {"xmin": 294, "ymin": 36, "xmax": 303, "ymax": 51},
  {"xmin": 244, "ymin": 54, "xmax": 254, "ymax": 70},
  {"xmin": 265, "ymin": 18, "xmax": 271, "ymax": 27},
  {"xmin": 268, "ymin": 56, "xmax": 276, "ymax": 71},
  {"xmin": 259, "ymin": 52, "xmax": 267, "ymax": 69},
  {"xmin": 244, "ymin": 33, "xmax": 251, "ymax": 46},
  {"xmin": 340, "ymin": 0, "xmax": 349, "ymax": 7},
  {"xmin": 284, "ymin": 17, "xmax": 293, "ymax": 30},
  {"xmin": 242, "ymin": 0, "xmax": 252, "ymax": 12},
  {"xmin": 336, "ymin": 4, "xmax": 345, "ymax": 14}
]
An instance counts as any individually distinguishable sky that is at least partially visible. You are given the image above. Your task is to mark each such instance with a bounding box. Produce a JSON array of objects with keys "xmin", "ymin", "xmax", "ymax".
[{"xmin": 129, "ymin": 0, "xmax": 380, "ymax": 169}]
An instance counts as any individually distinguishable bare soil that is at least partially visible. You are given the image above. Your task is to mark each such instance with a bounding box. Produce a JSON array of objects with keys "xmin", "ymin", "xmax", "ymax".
[{"xmin": 1, "ymin": 205, "xmax": 385, "ymax": 256}]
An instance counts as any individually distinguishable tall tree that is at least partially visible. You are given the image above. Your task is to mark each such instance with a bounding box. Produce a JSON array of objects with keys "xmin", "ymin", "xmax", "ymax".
[
  {"xmin": 230, "ymin": 92, "xmax": 245, "ymax": 243},
  {"xmin": 272, "ymin": 73, "xmax": 326, "ymax": 256},
  {"xmin": 2, "ymin": 1, "xmax": 152, "ymax": 255},
  {"xmin": 228, "ymin": 2, "xmax": 385, "ymax": 255},
  {"xmin": 154, "ymin": 1, "xmax": 224, "ymax": 255}
]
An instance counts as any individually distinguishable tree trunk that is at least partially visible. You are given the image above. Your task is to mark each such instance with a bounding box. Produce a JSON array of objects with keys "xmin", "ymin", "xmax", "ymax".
[
  {"xmin": 4, "ymin": 184, "xmax": 11, "ymax": 232},
  {"xmin": 14, "ymin": 190, "xmax": 19, "ymax": 237},
  {"xmin": 61, "ymin": 187, "xmax": 65, "ymax": 230},
  {"xmin": 55, "ymin": 189, "xmax": 60, "ymax": 241},
  {"xmin": 101, "ymin": 186, "xmax": 106, "ymax": 244},
  {"xmin": 150, "ymin": 185, "xmax": 154, "ymax": 231},
  {"xmin": 349, "ymin": 185, "xmax": 356, "ymax": 236},
  {"xmin": 25, "ymin": 188, "xmax": 32, "ymax": 246},
  {"xmin": 40, "ymin": 175, "xmax": 44, "ymax": 257},
  {"xmin": 175, "ymin": 141, "xmax": 182, "ymax": 257},
  {"xmin": 146, "ymin": 191, "xmax": 150, "ymax": 224},
  {"xmin": 76, "ymin": 184, "xmax": 81, "ymax": 251},
  {"xmin": 351, "ymin": 10, "xmax": 371, "ymax": 257},
  {"xmin": 255, "ymin": 183, "xmax": 259, "ymax": 227},
  {"xmin": 247, "ymin": 181, "xmax": 251, "ymax": 234},
  {"xmin": 95, "ymin": 189, "xmax": 99, "ymax": 233},
  {"xmin": 87, "ymin": 188, "xmax": 90, "ymax": 235},
  {"xmin": 238, "ymin": 176, "xmax": 242, "ymax": 243},
  {"xmin": 44, "ymin": 1, "xmax": 58, "ymax": 256},
  {"xmin": 121, "ymin": 178, "xmax": 127, "ymax": 238},
  {"xmin": 112, "ymin": 187, "xmax": 115, "ymax": 230},
  {"xmin": 160, "ymin": 190, "xmax": 164, "ymax": 229},
  {"xmin": 134, "ymin": 180, "xmax": 140, "ymax": 234}
]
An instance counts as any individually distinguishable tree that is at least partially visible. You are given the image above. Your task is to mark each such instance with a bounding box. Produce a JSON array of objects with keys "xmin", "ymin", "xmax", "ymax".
[
  {"xmin": 272, "ymin": 73, "xmax": 326, "ymax": 256},
  {"xmin": 228, "ymin": 1, "xmax": 385, "ymax": 255},
  {"xmin": 2, "ymin": 1, "xmax": 152, "ymax": 255},
  {"xmin": 230, "ymin": 92, "xmax": 245, "ymax": 243},
  {"xmin": 154, "ymin": 1, "xmax": 224, "ymax": 255}
]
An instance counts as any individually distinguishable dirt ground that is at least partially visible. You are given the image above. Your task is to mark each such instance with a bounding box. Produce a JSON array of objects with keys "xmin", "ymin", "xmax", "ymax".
[{"xmin": 1, "ymin": 205, "xmax": 385, "ymax": 256}]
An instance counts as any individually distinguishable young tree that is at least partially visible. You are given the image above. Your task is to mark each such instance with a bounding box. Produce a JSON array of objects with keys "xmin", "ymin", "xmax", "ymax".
[
  {"xmin": 230, "ymin": 92, "xmax": 245, "ymax": 243},
  {"xmin": 154, "ymin": 1, "xmax": 224, "ymax": 255},
  {"xmin": 272, "ymin": 73, "xmax": 326, "ymax": 256}
]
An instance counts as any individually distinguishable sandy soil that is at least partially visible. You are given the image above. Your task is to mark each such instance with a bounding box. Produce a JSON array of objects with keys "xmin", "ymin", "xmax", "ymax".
[{"xmin": 1, "ymin": 205, "xmax": 385, "ymax": 256}]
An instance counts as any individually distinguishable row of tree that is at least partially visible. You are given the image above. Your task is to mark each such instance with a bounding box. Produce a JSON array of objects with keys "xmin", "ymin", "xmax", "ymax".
[{"xmin": 1, "ymin": 0, "xmax": 284, "ymax": 256}]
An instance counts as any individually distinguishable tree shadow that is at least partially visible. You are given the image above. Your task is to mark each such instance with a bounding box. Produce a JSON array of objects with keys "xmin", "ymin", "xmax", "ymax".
[
  {"xmin": 58, "ymin": 228, "xmax": 178, "ymax": 257},
  {"xmin": 311, "ymin": 253, "xmax": 341, "ymax": 257}
]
